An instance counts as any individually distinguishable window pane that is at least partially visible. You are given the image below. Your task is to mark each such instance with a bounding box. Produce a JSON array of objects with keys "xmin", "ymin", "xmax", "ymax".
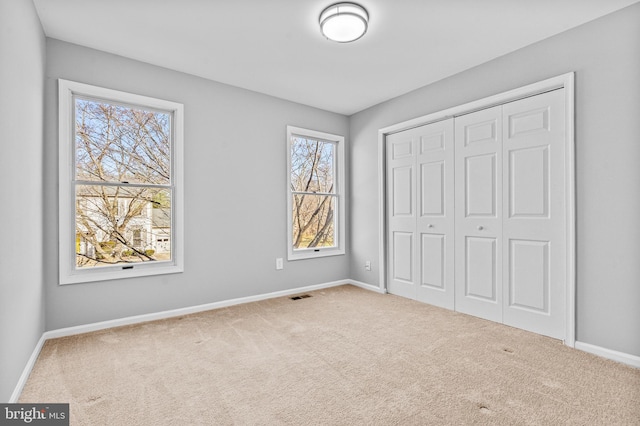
[
  {"xmin": 75, "ymin": 98, "xmax": 171, "ymax": 185},
  {"xmin": 75, "ymin": 185, "xmax": 171, "ymax": 268},
  {"xmin": 292, "ymin": 194, "xmax": 336, "ymax": 249},
  {"xmin": 290, "ymin": 137, "xmax": 335, "ymax": 193}
]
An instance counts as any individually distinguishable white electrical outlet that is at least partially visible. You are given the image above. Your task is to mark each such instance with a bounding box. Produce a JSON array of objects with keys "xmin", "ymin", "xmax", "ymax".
[
  {"xmin": 365, "ymin": 260, "xmax": 371, "ymax": 271},
  {"xmin": 276, "ymin": 258, "xmax": 284, "ymax": 270}
]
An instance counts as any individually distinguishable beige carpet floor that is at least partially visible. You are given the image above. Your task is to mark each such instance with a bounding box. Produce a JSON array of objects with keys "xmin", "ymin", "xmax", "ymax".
[{"xmin": 20, "ymin": 285, "xmax": 640, "ymax": 425}]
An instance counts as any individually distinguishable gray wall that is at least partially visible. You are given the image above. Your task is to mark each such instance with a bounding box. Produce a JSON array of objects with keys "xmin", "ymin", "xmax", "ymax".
[
  {"xmin": 0, "ymin": 0, "xmax": 46, "ymax": 402},
  {"xmin": 349, "ymin": 3, "xmax": 640, "ymax": 357},
  {"xmin": 44, "ymin": 39, "xmax": 350, "ymax": 330}
]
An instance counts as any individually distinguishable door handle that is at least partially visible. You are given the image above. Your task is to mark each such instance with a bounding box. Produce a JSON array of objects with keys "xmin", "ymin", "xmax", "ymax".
[
  {"xmin": 428, "ymin": 224, "xmax": 434, "ymax": 228},
  {"xmin": 477, "ymin": 226, "xmax": 484, "ymax": 231}
]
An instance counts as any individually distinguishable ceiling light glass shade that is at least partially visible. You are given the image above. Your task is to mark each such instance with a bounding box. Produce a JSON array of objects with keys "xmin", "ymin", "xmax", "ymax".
[{"xmin": 319, "ymin": 3, "xmax": 369, "ymax": 43}]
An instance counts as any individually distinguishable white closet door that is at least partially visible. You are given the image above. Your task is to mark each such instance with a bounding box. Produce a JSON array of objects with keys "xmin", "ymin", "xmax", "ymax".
[
  {"xmin": 386, "ymin": 88, "xmax": 568, "ymax": 341},
  {"xmin": 387, "ymin": 119, "xmax": 455, "ymax": 308},
  {"xmin": 454, "ymin": 106, "xmax": 503, "ymax": 323},
  {"xmin": 502, "ymin": 89, "xmax": 566, "ymax": 339}
]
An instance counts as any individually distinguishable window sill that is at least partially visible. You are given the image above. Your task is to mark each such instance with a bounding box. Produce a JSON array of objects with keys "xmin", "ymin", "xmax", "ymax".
[
  {"xmin": 287, "ymin": 248, "xmax": 345, "ymax": 261},
  {"xmin": 60, "ymin": 262, "xmax": 183, "ymax": 285}
]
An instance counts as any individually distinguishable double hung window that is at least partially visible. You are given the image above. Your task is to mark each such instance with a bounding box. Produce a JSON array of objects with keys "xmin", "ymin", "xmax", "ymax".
[
  {"xmin": 287, "ymin": 126, "xmax": 345, "ymax": 260},
  {"xmin": 59, "ymin": 79, "xmax": 183, "ymax": 284}
]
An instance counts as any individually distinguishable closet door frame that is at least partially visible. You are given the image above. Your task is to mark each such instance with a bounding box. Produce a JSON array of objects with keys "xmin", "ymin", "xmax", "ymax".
[{"xmin": 377, "ymin": 72, "xmax": 576, "ymax": 347}]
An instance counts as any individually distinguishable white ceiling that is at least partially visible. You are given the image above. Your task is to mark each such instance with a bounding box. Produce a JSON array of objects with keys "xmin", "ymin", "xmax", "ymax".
[{"xmin": 33, "ymin": 0, "xmax": 639, "ymax": 115}]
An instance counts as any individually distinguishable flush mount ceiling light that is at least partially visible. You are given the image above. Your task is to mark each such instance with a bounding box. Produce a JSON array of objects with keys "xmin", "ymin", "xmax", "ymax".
[{"xmin": 319, "ymin": 2, "xmax": 369, "ymax": 43}]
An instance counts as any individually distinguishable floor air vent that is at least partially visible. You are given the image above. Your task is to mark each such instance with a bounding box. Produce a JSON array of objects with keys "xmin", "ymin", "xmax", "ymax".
[{"xmin": 290, "ymin": 294, "xmax": 312, "ymax": 300}]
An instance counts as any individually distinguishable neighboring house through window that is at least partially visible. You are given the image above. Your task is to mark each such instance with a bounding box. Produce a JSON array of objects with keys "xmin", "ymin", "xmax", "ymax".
[
  {"xmin": 59, "ymin": 79, "xmax": 184, "ymax": 284},
  {"xmin": 286, "ymin": 126, "xmax": 345, "ymax": 260}
]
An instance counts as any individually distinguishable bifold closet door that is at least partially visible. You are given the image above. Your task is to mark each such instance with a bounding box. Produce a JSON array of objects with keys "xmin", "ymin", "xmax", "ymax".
[
  {"xmin": 502, "ymin": 89, "xmax": 566, "ymax": 339},
  {"xmin": 387, "ymin": 119, "xmax": 455, "ymax": 309},
  {"xmin": 387, "ymin": 88, "xmax": 566, "ymax": 340},
  {"xmin": 453, "ymin": 90, "xmax": 566, "ymax": 338}
]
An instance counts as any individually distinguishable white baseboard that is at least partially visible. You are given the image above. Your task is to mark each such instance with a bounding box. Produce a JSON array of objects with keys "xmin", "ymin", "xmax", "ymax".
[
  {"xmin": 9, "ymin": 334, "xmax": 46, "ymax": 403},
  {"xmin": 347, "ymin": 279, "xmax": 386, "ymax": 294},
  {"xmin": 45, "ymin": 280, "xmax": 354, "ymax": 340},
  {"xmin": 575, "ymin": 341, "xmax": 640, "ymax": 369}
]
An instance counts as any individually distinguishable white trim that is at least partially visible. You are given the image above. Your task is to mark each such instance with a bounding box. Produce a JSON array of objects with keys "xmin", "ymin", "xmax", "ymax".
[
  {"xmin": 286, "ymin": 125, "xmax": 346, "ymax": 261},
  {"xmin": 378, "ymin": 72, "xmax": 576, "ymax": 345},
  {"xmin": 377, "ymin": 130, "xmax": 387, "ymax": 294},
  {"xmin": 378, "ymin": 74, "xmax": 571, "ymax": 137},
  {"xmin": 9, "ymin": 334, "xmax": 47, "ymax": 403},
  {"xmin": 564, "ymin": 73, "xmax": 576, "ymax": 348},
  {"xmin": 44, "ymin": 280, "xmax": 352, "ymax": 339},
  {"xmin": 58, "ymin": 79, "xmax": 184, "ymax": 285},
  {"xmin": 347, "ymin": 279, "xmax": 387, "ymax": 294},
  {"xmin": 575, "ymin": 341, "xmax": 640, "ymax": 369}
]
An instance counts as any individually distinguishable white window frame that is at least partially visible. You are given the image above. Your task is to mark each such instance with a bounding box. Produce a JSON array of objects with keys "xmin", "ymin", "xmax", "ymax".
[
  {"xmin": 286, "ymin": 125, "xmax": 345, "ymax": 260},
  {"xmin": 58, "ymin": 79, "xmax": 184, "ymax": 284}
]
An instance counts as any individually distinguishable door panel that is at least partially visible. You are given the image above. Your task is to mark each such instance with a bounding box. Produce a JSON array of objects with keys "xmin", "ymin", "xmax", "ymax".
[
  {"xmin": 420, "ymin": 132, "xmax": 445, "ymax": 152},
  {"xmin": 465, "ymin": 154, "xmax": 497, "ymax": 217},
  {"xmin": 392, "ymin": 139, "xmax": 413, "ymax": 159},
  {"xmin": 502, "ymin": 89, "xmax": 565, "ymax": 339},
  {"xmin": 421, "ymin": 233, "xmax": 445, "ymax": 289},
  {"xmin": 464, "ymin": 119, "xmax": 498, "ymax": 146},
  {"xmin": 392, "ymin": 166, "xmax": 413, "ymax": 216},
  {"xmin": 455, "ymin": 106, "xmax": 503, "ymax": 322},
  {"xmin": 509, "ymin": 146, "xmax": 549, "ymax": 218},
  {"xmin": 465, "ymin": 236, "xmax": 498, "ymax": 302},
  {"xmin": 508, "ymin": 107, "xmax": 549, "ymax": 138},
  {"xmin": 420, "ymin": 161, "xmax": 444, "ymax": 216},
  {"xmin": 509, "ymin": 239, "xmax": 549, "ymax": 312},
  {"xmin": 393, "ymin": 232, "xmax": 413, "ymax": 283}
]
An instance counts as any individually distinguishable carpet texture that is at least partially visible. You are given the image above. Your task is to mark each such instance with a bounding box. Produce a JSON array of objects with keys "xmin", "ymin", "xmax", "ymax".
[{"xmin": 19, "ymin": 285, "xmax": 640, "ymax": 425}]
